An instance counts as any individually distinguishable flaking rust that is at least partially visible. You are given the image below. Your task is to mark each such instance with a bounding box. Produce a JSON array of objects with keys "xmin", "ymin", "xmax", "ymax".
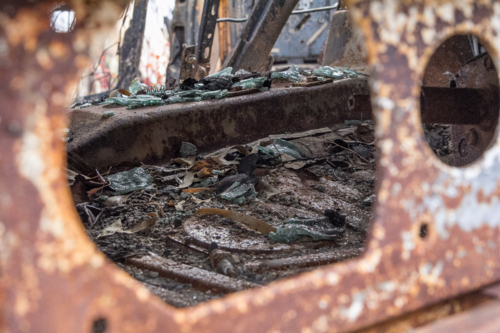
[{"xmin": 3, "ymin": 0, "xmax": 500, "ymax": 333}]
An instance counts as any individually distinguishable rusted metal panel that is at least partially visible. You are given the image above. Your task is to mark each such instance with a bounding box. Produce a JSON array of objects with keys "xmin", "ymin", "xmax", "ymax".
[
  {"xmin": 412, "ymin": 300, "xmax": 500, "ymax": 333},
  {"xmin": 223, "ymin": 0, "xmax": 301, "ymax": 72},
  {"xmin": 194, "ymin": 0, "xmax": 220, "ymax": 79},
  {"xmin": 2, "ymin": 1, "xmax": 500, "ymax": 333},
  {"xmin": 420, "ymin": 87, "xmax": 498, "ymax": 125},
  {"xmin": 422, "ymin": 34, "xmax": 499, "ymax": 167},
  {"xmin": 322, "ymin": 10, "xmax": 367, "ymax": 72},
  {"xmin": 67, "ymin": 79, "xmax": 372, "ymax": 170}
]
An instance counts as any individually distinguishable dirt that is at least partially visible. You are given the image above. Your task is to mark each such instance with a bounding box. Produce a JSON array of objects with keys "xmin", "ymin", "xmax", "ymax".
[{"xmin": 73, "ymin": 124, "xmax": 377, "ymax": 308}]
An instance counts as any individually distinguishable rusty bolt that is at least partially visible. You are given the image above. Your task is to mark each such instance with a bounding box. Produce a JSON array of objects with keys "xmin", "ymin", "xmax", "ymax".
[
  {"xmin": 186, "ymin": 55, "xmax": 196, "ymax": 64},
  {"xmin": 466, "ymin": 128, "xmax": 479, "ymax": 146}
]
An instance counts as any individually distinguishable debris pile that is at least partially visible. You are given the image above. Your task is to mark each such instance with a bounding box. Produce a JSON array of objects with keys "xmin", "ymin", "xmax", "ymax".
[
  {"xmin": 69, "ymin": 123, "xmax": 375, "ymax": 307},
  {"xmin": 71, "ymin": 66, "xmax": 364, "ymax": 111}
]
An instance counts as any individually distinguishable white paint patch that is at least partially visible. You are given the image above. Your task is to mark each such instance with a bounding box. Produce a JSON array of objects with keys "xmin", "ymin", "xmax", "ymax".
[
  {"xmin": 340, "ymin": 292, "xmax": 365, "ymax": 323},
  {"xmin": 377, "ymin": 281, "xmax": 396, "ymax": 292},
  {"xmin": 17, "ymin": 132, "xmax": 45, "ymax": 182},
  {"xmin": 436, "ymin": 3, "xmax": 455, "ymax": 23},
  {"xmin": 359, "ymin": 249, "xmax": 382, "ymax": 273},
  {"xmin": 421, "ymin": 28, "xmax": 436, "ymax": 45},
  {"xmin": 375, "ymin": 97, "xmax": 395, "ymax": 110},
  {"xmin": 326, "ymin": 272, "xmax": 340, "ymax": 286},
  {"xmin": 318, "ymin": 300, "xmax": 328, "ymax": 310},
  {"xmin": 401, "ymin": 231, "xmax": 415, "ymax": 252}
]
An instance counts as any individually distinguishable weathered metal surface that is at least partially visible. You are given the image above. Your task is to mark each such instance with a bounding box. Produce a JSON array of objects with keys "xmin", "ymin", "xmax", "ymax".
[
  {"xmin": 412, "ymin": 298, "xmax": 500, "ymax": 333},
  {"xmin": 194, "ymin": 0, "xmax": 221, "ymax": 79},
  {"xmin": 67, "ymin": 82, "xmax": 478, "ymax": 171},
  {"xmin": 67, "ymin": 78, "xmax": 372, "ymax": 170},
  {"xmin": 179, "ymin": 44, "xmax": 197, "ymax": 82},
  {"xmin": 420, "ymin": 87, "xmax": 498, "ymax": 125},
  {"xmin": 3, "ymin": 1, "xmax": 500, "ymax": 333},
  {"xmin": 271, "ymin": 0, "xmax": 335, "ymax": 65},
  {"xmin": 449, "ymin": 51, "xmax": 499, "ymax": 166},
  {"xmin": 223, "ymin": 0, "xmax": 301, "ymax": 72},
  {"xmin": 354, "ymin": 290, "xmax": 493, "ymax": 333},
  {"xmin": 322, "ymin": 10, "xmax": 367, "ymax": 72},
  {"xmin": 422, "ymin": 35, "xmax": 474, "ymax": 88},
  {"xmin": 166, "ymin": 0, "xmax": 200, "ymax": 82}
]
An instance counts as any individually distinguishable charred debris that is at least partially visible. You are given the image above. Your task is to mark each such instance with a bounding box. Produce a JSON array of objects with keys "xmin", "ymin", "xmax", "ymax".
[{"xmin": 69, "ymin": 96, "xmax": 376, "ymax": 306}]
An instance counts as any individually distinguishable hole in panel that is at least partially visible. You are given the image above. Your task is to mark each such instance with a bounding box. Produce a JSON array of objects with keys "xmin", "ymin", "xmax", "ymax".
[
  {"xmin": 92, "ymin": 318, "xmax": 107, "ymax": 333},
  {"xmin": 421, "ymin": 34, "xmax": 499, "ymax": 167},
  {"xmin": 419, "ymin": 223, "xmax": 428, "ymax": 238},
  {"xmin": 66, "ymin": 4, "xmax": 376, "ymax": 309},
  {"xmin": 50, "ymin": 8, "xmax": 76, "ymax": 33}
]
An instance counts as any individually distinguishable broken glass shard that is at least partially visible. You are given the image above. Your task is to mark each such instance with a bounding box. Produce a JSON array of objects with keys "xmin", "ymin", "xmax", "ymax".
[
  {"xmin": 107, "ymin": 167, "xmax": 154, "ymax": 195},
  {"xmin": 270, "ymin": 66, "xmax": 302, "ymax": 83}
]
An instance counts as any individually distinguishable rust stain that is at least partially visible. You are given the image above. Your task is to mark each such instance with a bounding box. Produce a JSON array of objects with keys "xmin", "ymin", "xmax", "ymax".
[{"xmin": 2, "ymin": 0, "xmax": 500, "ymax": 333}]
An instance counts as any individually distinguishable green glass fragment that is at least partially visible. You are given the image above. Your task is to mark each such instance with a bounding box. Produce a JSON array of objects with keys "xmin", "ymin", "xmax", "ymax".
[
  {"xmin": 232, "ymin": 77, "xmax": 266, "ymax": 90},
  {"xmin": 102, "ymin": 111, "xmax": 115, "ymax": 117},
  {"xmin": 343, "ymin": 68, "xmax": 358, "ymax": 78},
  {"xmin": 257, "ymin": 146, "xmax": 281, "ymax": 162},
  {"xmin": 233, "ymin": 197, "xmax": 246, "ymax": 205},
  {"xmin": 127, "ymin": 98, "xmax": 165, "ymax": 109},
  {"xmin": 181, "ymin": 97, "xmax": 202, "ymax": 103},
  {"xmin": 198, "ymin": 177, "xmax": 217, "ymax": 187},
  {"xmin": 136, "ymin": 94, "xmax": 160, "ymax": 100},
  {"xmin": 106, "ymin": 167, "xmax": 154, "ymax": 195},
  {"xmin": 129, "ymin": 78, "xmax": 144, "ymax": 95},
  {"xmin": 101, "ymin": 97, "xmax": 133, "ymax": 106},
  {"xmin": 284, "ymin": 217, "xmax": 330, "ymax": 225},
  {"xmin": 166, "ymin": 96, "xmax": 184, "ymax": 104},
  {"xmin": 201, "ymin": 89, "xmax": 229, "ymax": 100},
  {"xmin": 177, "ymin": 90, "xmax": 203, "ymax": 98},
  {"xmin": 166, "ymin": 96, "xmax": 202, "ymax": 104},
  {"xmin": 313, "ymin": 66, "xmax": 344, "ymax": 79},
  {"xmin": 268, "ymin": 138, "xmax": 306, "ymax": 160},
  {"xmin": 75, "ymin": 102, "xmax": 92, "ymax": 109},
  {"xmin": 220, "ymin": 183, "xmax": 254, "ymax": 203},
  {"xmin": 270, "ymin": 66, "xmax": 301, "ymax": 82},
  {"xmin": 207, "ymin": 67, "xmax": 233, "ymax": 78}
]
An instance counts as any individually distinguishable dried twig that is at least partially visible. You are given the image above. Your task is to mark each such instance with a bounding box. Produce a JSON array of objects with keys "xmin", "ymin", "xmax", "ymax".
[{"xmin": 326, "ymin": 140, "xmax": 373, "ymax": 165}]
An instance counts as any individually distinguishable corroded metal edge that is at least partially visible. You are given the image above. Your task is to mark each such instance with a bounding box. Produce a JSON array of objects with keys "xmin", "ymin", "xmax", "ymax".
[{"xmin": 2, "ymin": 1, "xmax": 500, "ymax": 333}]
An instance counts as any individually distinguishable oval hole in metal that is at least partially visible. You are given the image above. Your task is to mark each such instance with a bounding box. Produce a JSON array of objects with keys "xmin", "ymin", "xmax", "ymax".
[{"xmin": 420, "ymin": 34, "xmax": 500, "ymax": 167}]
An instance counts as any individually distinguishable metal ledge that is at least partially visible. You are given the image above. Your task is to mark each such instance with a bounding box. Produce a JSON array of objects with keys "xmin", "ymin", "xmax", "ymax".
[{"xmin": 68, "ymin": 78, "xmax": 371, "ymax": 169}]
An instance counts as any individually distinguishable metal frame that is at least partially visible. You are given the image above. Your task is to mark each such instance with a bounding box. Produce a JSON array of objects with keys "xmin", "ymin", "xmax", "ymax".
[{"xmin": 2, "ymin": 1, "xmax": 500, "ymax": 332}]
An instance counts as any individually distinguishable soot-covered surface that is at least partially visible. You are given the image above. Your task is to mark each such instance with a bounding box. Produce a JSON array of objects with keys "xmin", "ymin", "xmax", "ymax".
[{"xmin": 72, "ymin": 124, "xmax": 377, "ymax": 307}]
